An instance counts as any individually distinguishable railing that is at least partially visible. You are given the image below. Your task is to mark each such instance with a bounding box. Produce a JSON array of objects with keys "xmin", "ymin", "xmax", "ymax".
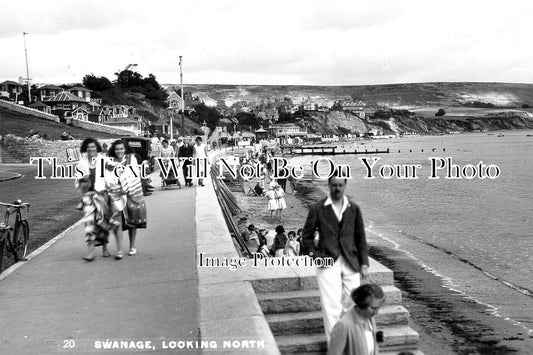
[{"xmin": 210, "ymin": 161, "xmax": 251, "ymax": 257}]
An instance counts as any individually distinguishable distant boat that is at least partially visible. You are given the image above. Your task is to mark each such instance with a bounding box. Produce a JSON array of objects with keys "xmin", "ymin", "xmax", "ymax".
[
  {"xmin": 497, "ymin": 134, "xmax": 505, "ymax": 137},
  {"xmin": 527, "ymin": 134, "xmax": 533, "ymax": 137},
  {"xmin": 487, "ymin": 133, "xmax": 494, "ymax": 135}
]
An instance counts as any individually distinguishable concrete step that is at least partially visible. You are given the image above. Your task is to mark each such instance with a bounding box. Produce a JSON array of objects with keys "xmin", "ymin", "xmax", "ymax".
[
  {"xmin": 251, "ymin": 266, "xmax": 394, "ymax": 293},
  {"xmin": 0, "ymin": 144, "xmax": 22, "ymax": 163},
  {"xmin": 380, "ymin": 350, "xmax": 424, "ymax": 355},
  {"xmin": 257, "ymin": 285, "xmax": 402, "ymax": 314},
  {"xmin": 266, "ymin": 305, "xmax": 410, "ymax": 336},
  {"xmin": 276, "ymin": 326, "xmax": 419, "ymax": 354}
]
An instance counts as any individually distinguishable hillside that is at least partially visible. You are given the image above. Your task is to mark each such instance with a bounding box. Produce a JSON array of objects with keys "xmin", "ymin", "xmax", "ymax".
[
  {"xmin": 0, "ymin": 106, "xmax": 122, "ymax": 140},
  {"xmin": 94, "ymin": 87, "xmax": 202, "ymax": 135},
  {"xmin": 165, "ymin": 82, "xmax": 533, "ymax": 109},
  {"xmin": 303, "ymin": 110, "xmax": 533, "ymax": 136}
]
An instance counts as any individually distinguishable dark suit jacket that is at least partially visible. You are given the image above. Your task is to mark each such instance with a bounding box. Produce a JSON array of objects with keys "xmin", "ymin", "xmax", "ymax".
[
  {"xmin": 178, "ymin": 144, "xmax": 193, "ymax": 158},
  {"xmin": 302, "ymin": 197, "xmax": 369, "ymax": 272}
]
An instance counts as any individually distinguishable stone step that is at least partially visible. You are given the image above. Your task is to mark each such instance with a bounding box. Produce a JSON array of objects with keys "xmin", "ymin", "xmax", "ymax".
[
  {"xmin": 251, "ymin": 264, "xmax": 394, "ymax": 293},
  {"xmin": 266, "ymin": 305, "xmax": 410, "ymax": 336},
  {"xmin": 276, "ymin": 326, "xmax": 418, "ymax": 354},
  {"xmin": 0, "ymin": 145, "xmax": 22, "ymax": 163},
  {"xmin": 380, "ymin": 350, "xmax": 424, "ymax": 355},
  {"xmin": 257, "ymin": 285, "xmax": 402, "ymax": 314}
]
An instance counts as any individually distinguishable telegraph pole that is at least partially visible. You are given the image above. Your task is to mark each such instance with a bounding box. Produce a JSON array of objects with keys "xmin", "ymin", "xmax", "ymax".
[
  {"xmin": 22, "ymin": 32, "xmax": 31, "ymax": 102},
  {"xmin": 179, "ymin": 56, "xmax": 184, "ymax": 136}
]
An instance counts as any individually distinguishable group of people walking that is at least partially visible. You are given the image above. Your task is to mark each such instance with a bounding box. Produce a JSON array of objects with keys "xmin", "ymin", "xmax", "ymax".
[
  {"xmin": 75, "ymin": 138, "xmax": 148, "ymax": 261},
  {"xmin": 159, "ymin": 136, "xmax": 208, "ymax": 187}
]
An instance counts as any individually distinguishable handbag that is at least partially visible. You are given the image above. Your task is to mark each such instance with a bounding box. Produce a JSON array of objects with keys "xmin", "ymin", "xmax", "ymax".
[{"xmin": 124, "ymin": 198, "xmax": 147, "ymax": 229}]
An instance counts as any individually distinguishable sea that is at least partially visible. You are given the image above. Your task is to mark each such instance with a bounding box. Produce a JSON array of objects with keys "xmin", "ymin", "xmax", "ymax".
[{"xmin": 289, "ymin": 130, "xmax": 533, "ymax": 342}]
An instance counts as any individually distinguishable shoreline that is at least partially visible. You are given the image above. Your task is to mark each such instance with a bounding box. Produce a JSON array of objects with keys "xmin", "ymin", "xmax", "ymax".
[{"xmin": 232, "ymin": 172, "xmax": 533, "ymax": 354}]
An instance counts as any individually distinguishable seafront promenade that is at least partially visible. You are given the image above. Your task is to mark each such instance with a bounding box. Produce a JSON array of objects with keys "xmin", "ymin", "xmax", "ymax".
[
  {"xmin": 0, "ymin": 151, "xmax": 421, "ymax": 355},
  {"xmin": 0, "ymin": 173, "xmax": 200, "ymax": 354}
]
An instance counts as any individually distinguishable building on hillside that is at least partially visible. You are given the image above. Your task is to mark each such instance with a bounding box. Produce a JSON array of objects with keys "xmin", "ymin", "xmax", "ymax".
[
  {"xmin": 256, "ymin": 108, "xmax": 279, "ymax": 122},
  {"xmin": 91, "ymin": 92, "xmax": 103, "ymax": 105},
  {"xmin": 152, "ymin": 116, "xmax": 171, "ymax": 135},
  {"xmin": 341, "ymin": 100, "xmax": 367, "ymax": 119},
  {"xmin": 37, "ymin": 85, "xmax": 64, "ymax": 102},
  {"xmin": 267, "ymin": 123, "xmax": 308, "ymax": 138},
  {"xmin": 88, "ymin": 108, "xmax": 111, "ymax": 124},
  {"xmin": 45, "ymin": 91, "xmax": 89, "ymax": 121},
  {"xmin": 276, "ymin": 103, "xmax": 293, "ymax": 114},
  {"xmin": 166, "ymin": 92, "xmax": 183, "ymax": 111},
  {"xmin": 69, "ymin": 86, "xmax": 91, "ymax": 102},
  {"xmin": 87, "ymin": 101, "xmax": 101, "ymax": 112},
  {"xmin": 298, "ymin": 97, "xmax": 318, "ymax": 112},
  {"xmin": 27, "ymin": 101, "xmax": 52, "ymax": 114},
  {"xmin": 71, "ymin": 107, "xmax": 90, "ymax": 121},
  {"xmin": 102, "ymin": 105, "xmax": 136, "ymax": 119},
  {"xmin": 0, "ymin": 80, "xmax": 24, "ymax": 101}
]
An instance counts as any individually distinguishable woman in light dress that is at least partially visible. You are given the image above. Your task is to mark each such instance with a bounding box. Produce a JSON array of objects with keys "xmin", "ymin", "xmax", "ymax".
[
  {"xmin": 159, "ymin": 139, "xmax": 175, "ymax": 158},
  {"xmin": 284, "ymin": 231, "xmax": 300, "ymax": 257},
  {"xmin": 264, "ymin": 183, "xmax": 278, "ymax": 219},
  {"xmin": 75, "ymin": 138, "xmax": 124, "ymax": 261},
  {"xmin": 274, "ymin": 184, "xmax": 287, "ymax": 220},
  {"xmin": 193, "ymin": 136, "xmax": 208, "ymax": 186}
]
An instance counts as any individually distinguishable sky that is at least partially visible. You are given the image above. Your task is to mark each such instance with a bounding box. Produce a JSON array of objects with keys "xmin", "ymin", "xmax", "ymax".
[{"xmin": 1, "ymin": 0, "xmax": 533, "ymax": 86}]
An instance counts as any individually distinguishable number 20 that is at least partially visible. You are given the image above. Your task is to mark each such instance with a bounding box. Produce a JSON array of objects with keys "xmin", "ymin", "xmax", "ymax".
[{"xmin": 63, "ymin": 340, "xmax": 76, "ymax": 349}]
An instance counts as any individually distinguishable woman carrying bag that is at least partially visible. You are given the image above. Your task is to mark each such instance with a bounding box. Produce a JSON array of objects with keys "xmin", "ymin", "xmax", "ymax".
[{"xmin": 108, "ymin": 139, "xmax": 147, "ymax": 256}]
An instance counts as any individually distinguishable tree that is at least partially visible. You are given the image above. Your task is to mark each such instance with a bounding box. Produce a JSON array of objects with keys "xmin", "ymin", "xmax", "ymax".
[
  {"xmin": 235, "ymin": 112, "xmax": 259, "ymax": 127},
  {"xmin": 113, "ymin": 70, "xmax": 167, "ymax": 105},
  {"xmin": 192, "ymin": 103, "xmax": 221, "ymax": 131},
  {"xmin": 435, "ymin": 109, "xmax": 446, "ymax": 117},
  {"xmin": 82, "ymin": 74, "xmax": 114, "ymax": 91}
]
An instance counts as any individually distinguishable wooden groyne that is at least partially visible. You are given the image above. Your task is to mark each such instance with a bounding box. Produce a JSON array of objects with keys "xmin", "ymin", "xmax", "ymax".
[
  {"xmin": 283, "ymin": 146, "xmax": 447, "ymax": 155},
  {"xmin": 286, "ymin": 146, "xmax": 390, "ymax": 155}
]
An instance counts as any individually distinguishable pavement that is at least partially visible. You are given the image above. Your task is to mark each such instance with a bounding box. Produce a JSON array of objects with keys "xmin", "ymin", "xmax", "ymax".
[{"xmin": 0, "ymin": 173, "xmax": 200, "ymax": 355}]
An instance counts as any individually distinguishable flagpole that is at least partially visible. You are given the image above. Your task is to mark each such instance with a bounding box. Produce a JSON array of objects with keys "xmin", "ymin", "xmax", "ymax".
[{"xmin": 23, "ymin": 32, "xmax": 31, "ymax": 103}]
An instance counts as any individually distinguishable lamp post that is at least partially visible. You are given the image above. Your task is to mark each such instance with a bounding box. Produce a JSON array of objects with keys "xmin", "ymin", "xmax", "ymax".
[
  {"xmin": 179, "ymin": 56, "xmax": 184, "ymax": 136},
  {"xmin": 22, "ymin": 32, "xmax": 31, "ymax": 103}
]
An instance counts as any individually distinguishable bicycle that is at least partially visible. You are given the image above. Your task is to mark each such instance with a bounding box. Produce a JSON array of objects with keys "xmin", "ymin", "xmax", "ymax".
[{"xmin": 0, "ymin": 200, "xmax": 30, "ymax": 272}]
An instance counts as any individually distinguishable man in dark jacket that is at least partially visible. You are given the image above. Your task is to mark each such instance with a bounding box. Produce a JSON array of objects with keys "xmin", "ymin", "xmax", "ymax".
[
  {"xmin": 178, "ymin": 138, "xmax": 194, "ymax": 186},
  {"xmin": 302, "ymin": 175, "xmax": 369, "ymax": 343}
]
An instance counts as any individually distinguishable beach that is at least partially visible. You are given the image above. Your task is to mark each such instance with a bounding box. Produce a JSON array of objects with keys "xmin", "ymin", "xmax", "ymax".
[{"xmin": 232, "ymin": 130, "xmax": 533, "ymax": 354}]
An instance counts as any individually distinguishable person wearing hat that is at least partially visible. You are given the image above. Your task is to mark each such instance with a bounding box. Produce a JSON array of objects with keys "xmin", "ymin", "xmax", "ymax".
[{"xmin": 176, "ymin": 137, "xmax": 184, "ymax": 150}]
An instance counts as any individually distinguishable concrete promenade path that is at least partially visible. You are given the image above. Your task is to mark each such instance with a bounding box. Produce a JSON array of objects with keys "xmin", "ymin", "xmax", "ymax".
[{"xmin": 0, "ymin": 175, "xmax": 200, "ymax": 355}]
